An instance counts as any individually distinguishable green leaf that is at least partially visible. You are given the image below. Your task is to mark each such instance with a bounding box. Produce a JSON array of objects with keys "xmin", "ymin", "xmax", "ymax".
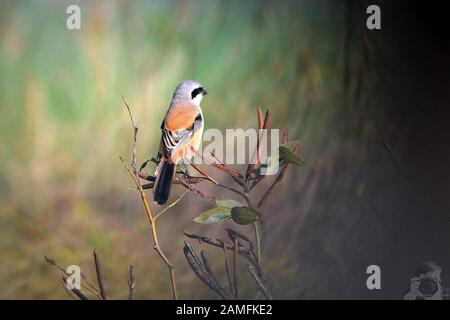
[
  {"xmin": 216, "ymin": 199, "xmax": 244, "ymax": 210},
  {"xmin": 279, "ymin": 145, "xmax": 305, "ymax": 166},
  {"xmin": 280, "ymin": 140, "xmax": 301, "ymax": 150},
  {"xmin": 193, "ymin": 207, "xmax": 231, "ymax": 224},
  {"xmin": 231, "ymin": 207, "xmax": 259, "ymax": 225}
]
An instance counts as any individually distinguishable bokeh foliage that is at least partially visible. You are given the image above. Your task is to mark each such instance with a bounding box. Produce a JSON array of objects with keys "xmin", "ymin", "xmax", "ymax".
[{"xmin": 0, "ymin": 0, "xmax": 389, "ymax": 299}]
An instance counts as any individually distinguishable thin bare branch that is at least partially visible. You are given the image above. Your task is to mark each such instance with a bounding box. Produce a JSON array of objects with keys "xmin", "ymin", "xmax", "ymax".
[
  {"xmin": 233, "ymin": 239, "xmax": 239, "ymax": 298},
  {"xmin": 180, "ymin": 179, "xmax": 217, "ymax": 201},
  {"xmin": 61, "ymin": 276, "xmax": 88, "ymax": 300},
  {"xmin": 248, "ymin": 265, "xmax": 273, "ymax": 300},
  {"xmin": 128, "ymin": 266, "xmax": 136, "ymax": 300},
  {"xmin": 219, "ymin": 239, "xmax": 235, "ymax": 296},
  {"xmin": 59, "ymin": 278, "xmax": 78, "ymax": 300},
  {"xmin": 258, "ymin": 216, "xmax": 267, "ymax": 252},
  {"xmin": 122, "ymin": 97, "xmax": 138, "ymax": 174},
  {"xmin": 154, "ymin": 190, "xmax": 188, "ymax": 220},
  {"xmin": 225, "ymin": 228, "xmax": 252, "ymax": 248},
  {"xmin": 200, "ymin": 251, "xmax": 224, "ymax": 295},
  {"xmin": 193, "ymin": 148, "xmax": 244, "ymax": 181},
  {"xmin": 183, "ymin": 232, "xmax": 258, "ymax": 268},
  {"xmin": 93, "ymin": 249, "xmax": 107, "ymax": 300},
  {"xmin": 44, "ymin": 255, "xmax": 103, "ymax": 299},
  {"xmin": 257, "ymin": 143, "xmax": 298, "ymax": 209},
  {"xmin": 257, "ymin": 107, "xmax": 264, "ymax": 130},
  {"xmin": 262, "ymin": 110, "xmax": 271, "ymax": 130},
  {"xmin": 211, "ymin": 151, "xmax": 246, "ymax": 188},
  {"xmin": 183, "ymin": 241, "xmax": 229, "ymax": 299},
  {"xmin": 121, "ymin": 101, "xmax": 178, "ymax": 300},
  {"xmin": 246, "ymin": 107, "xmax": 266, "ymax": 179},
  {"xmin": 179, "ymin": 172, "xmax": 249, "ymax": 203},
  {"xmin": 191, "ymin": 163, "xmax": 218, "ymax": 184},
  {"xmin": 257, "ymin": 163, "xmax": 290, "ymax": 208}
]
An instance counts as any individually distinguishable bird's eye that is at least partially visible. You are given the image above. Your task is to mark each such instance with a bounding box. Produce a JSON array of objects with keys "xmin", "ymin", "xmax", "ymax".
[{"xmin": 191, "ymin": 87, "xmax": 204, "ymax": 99}]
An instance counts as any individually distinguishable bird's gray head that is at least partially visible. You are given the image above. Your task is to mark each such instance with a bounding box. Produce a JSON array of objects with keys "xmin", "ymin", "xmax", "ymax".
[{"xmin": 171, "ymin": 80, "xmax": 207, "ymax": 106}]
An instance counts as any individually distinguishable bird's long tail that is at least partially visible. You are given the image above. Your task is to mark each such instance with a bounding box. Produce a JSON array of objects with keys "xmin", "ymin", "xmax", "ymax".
[{"xmin": 153, "ymin": 160, "xmax": 175, "ymax": 205}]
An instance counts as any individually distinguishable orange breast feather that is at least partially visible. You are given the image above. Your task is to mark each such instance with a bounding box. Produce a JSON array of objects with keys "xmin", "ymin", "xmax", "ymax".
[{"xmin": 164, "ymin": 103, "xmax": 199, "ymax": 132}]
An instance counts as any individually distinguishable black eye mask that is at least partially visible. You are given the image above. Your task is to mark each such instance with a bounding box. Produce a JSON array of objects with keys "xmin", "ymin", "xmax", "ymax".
[{"xmin": 191, "ymin": 87, "xmax": 206, "ymax": 99}]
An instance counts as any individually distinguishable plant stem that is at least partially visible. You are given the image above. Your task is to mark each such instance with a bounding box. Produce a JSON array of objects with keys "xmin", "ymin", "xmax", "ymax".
[
  {"xmin": 139, "ymin": 176, "xmax": 178, "ymax": 300},
  {"xmin": 93, "ymin": 249, "xmax": 107, "ymax": 300},
  {"xmin": 128, "ymin": 266, "xmax": 136, "ymax": 300},
  {"xmin": 233, "ymin": 239, "xmax": 239, "ymax": 298},
  {"xmin": 120, "ymin": 157, "xmax": 178, "ymax": 300},
  {"xmin": 253, "ymin": 220, "xmax": 261, "ymax": 265},
  {"xmin": 154, "ymin": 190, "xmax": 188, "ymax": 220}
]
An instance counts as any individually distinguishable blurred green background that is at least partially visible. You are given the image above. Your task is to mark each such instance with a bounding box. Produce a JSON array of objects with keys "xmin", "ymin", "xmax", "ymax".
[{"xmin": 3, "ymin": 0, "xmax": 443, "ymax": 299}]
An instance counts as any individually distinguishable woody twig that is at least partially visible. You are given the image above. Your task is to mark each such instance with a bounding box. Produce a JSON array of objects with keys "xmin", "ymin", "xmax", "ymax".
[{"xmin": 120, "ymin": 99, "xmax": 178, "ymax": 300}]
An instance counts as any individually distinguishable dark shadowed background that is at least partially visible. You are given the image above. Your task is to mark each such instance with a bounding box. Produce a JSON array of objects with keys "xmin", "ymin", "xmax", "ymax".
[{"xmin": 0, "ymin": 0, "xmax": 448, "ymax": 299}]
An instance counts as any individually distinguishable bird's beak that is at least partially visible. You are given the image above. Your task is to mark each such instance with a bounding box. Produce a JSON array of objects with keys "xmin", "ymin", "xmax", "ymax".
[{"xmin": 202, "ymin": 89, "xmax": 208, "ymax": 96}]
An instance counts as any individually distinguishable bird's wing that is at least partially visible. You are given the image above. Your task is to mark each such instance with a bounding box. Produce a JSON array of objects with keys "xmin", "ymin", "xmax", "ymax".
[{"xmin": 160, "ymin": 103, "xmax": 202, "ymax": 162}]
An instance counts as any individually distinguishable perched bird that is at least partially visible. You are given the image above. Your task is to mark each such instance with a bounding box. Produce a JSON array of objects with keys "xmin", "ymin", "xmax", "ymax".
[{"xmin": 153, "ymin": 80, "xmax": 207, "ymax": 205}]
